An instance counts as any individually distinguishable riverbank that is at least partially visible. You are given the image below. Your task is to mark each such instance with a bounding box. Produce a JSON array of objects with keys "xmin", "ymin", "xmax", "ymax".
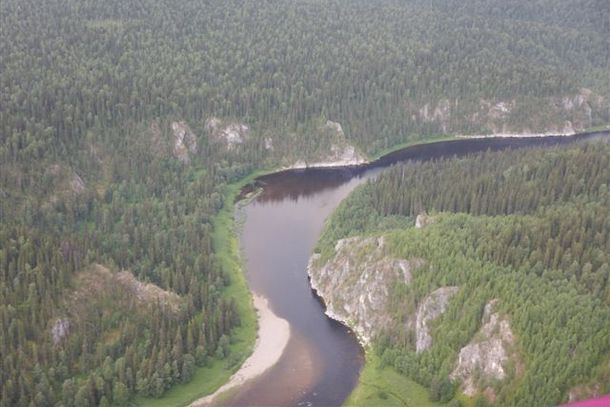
[
  {"xmin": 277, "ymin": 135, "xmax": 458, "ymax": 171},
  {"xmin": 189, "ymin": 295, "xmax": 290, "ymax": 406},
  {"xmin": 141, "ymin": 129, "xmax": 609, "ymax": 406},
  {"xmin": 346, "ymin": 352, "xmax": 442, "ymax": 407},
  {"xmin": 135, "ymin": 174, "xmax": 265, "ymax": 407},
  {"xmin": 455, "ymin": 125, "xmax": 610, "ymax": 139},
  {"xmin": 456, "ymin": 131, "xmax": 575, "ymax": 138},
  {"xmin": 369, "ymin": 134, "xmax": 458, "ymax": 162}
]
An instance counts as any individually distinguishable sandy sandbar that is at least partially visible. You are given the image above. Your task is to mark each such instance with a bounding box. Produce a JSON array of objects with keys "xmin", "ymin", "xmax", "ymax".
[{"xmin": 189, "ymin": 294, "xmax": 290, "ymax": 406}]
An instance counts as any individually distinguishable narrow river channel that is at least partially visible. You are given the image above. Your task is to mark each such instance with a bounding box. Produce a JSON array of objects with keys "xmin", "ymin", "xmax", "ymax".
[{"xmin": 225, "ymin": 131, "xmax": 609, "ymax": 406}]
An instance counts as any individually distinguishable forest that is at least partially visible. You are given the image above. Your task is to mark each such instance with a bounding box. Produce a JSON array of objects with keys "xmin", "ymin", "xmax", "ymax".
[
  {"xmin": 1, "ymin": 0, "xmax": 609, "ymax": 405},
  {"xmin": 316, "ymin": 140, "xmax": 610, "ymax": 406}
]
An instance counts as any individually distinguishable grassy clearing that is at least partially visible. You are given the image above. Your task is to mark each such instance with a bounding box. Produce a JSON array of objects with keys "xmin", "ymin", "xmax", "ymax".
[{"xmin": 346, "ymin": 352, "xmax": 443, "ymax": 407}]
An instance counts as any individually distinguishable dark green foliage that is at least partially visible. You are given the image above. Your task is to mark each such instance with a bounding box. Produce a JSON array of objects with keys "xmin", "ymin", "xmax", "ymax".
[
  {"xmin": 360, "ymin": 142, "xmax": 610, "ymax": 299},
  {"xmin": 319, "ymin": 141, "xmax": 610, "ymax": 405},
  {"xmin": 1, "ymin": 0, "xmax": 609, "ymax": 405},
  {"xmin": 370, "ymin": 142, "xmax": 610, "ymax": 218},
  {"xmin": 1, "ymin": 0, "xmax": 609, "ymax": 167}
]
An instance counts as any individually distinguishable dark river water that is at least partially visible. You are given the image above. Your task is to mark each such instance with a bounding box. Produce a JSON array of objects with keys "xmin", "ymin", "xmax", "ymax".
[{"xmin": 226, "ymin": 131, "xmax": 609, "ymax": 406}]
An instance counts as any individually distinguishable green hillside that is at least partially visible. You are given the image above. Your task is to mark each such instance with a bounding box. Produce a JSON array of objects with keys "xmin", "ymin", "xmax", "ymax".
[
  {"xmin": 1, "ymin": 0, "xmax": 609, "ymax": 405},
  {"xmin": 315, "ymin": 141, "xmax": 610, "ymax": 405}
]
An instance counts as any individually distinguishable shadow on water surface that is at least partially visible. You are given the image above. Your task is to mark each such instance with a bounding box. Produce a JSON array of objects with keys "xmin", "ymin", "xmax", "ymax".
[{"xmin": 228, "ymin": 130, "xmax": 610, "ymax": 406}]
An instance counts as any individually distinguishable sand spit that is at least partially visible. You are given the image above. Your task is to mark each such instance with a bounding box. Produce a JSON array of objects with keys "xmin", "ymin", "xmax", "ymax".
[{"xmin": 190, "ymin": 294, "xmax": 290, "ymax": 406}]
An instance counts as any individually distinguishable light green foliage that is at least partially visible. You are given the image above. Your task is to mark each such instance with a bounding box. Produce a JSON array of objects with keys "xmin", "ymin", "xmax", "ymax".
[
  {"xmin": 1, "ymin": 0, "xmax": 609, "ymax": 405},
  {"xmin": 347, "ymin": 352, "xmax": 444, "ymax": 407},
  {"xmin": 327, "ymin": 141, "xmax": 610, "ymax": 405}
]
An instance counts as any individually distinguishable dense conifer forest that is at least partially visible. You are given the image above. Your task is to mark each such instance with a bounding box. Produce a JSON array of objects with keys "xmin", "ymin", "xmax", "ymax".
[
  {"xmin": 1, "ymin": 0, "xmax": 609, "ymax": 405},
  {"xmin": 316, "ymin": 141, "xmax": 610, "ymax": 405}
]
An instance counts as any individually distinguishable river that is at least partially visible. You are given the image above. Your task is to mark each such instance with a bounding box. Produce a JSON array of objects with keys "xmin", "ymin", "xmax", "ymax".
[{"xmin": 224, "ymin": 131, "xmax": 609, "ymax": 406}]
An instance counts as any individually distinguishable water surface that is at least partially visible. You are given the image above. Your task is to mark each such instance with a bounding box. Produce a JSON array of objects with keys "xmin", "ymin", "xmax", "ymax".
[{"xmin": 229, "ymin": 131, "xmax": 609, "ymax": 406}]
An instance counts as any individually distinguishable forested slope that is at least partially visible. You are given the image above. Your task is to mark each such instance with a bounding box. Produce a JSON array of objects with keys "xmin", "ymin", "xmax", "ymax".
[
  {"xmin": 2, "ymin": 0, "xmax": 609, "ymax": 162},
  {"xmin": 1, "ymin": 0, "xmax": 609, "ymax": 405},
  {"xmin": 312, "ymin": 140, "xmax": 610, "ymax": 406}
]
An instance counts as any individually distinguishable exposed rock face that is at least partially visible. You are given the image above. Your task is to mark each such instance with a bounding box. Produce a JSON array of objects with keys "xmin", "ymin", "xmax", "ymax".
[
  {"xmin": 115, "ymin": 270, "xmax": 181, "ymax": 312},
  {"xmin": 323, "ymin": 120, "xmax": 367, "ymax": 166},
  {"xmin": 307, "ymin": 236, "xmax": 424, "ymax": 344},
  {"xmin": 451, "ymin": 300, "xmax": 516, "ymax": 396},
  {"xmin": 415, "ymin": 212, "xmax": 433, "ymax": 229},
  {"xmin": 54, "ymin": 265, "xmax": 182, "ymax": 354},
  {"xmin": 205, "ymin": 117, "xmax": 222, "ymax": 132},
  {"xmin": 488, "ymin": 101, "xmax": 512, "ymax": 121},
  {"xmin": 171, "ymin": 121, "xmax": 198, "ymax": 163},
  {"xmin": 325, "ymin": 120, "xmax": 344, "ymax": 134},
  {"xmin": 327, "ymin": 144, "xmax": 366, "ymax": 165},
  {"xmin": 206, "ymin": 117, "xmax": 250, "ymax": 150},
  {"xmin": 69, "ymin": 173, "xmax": 86, "ymax": 194},
  {"xmin": 46, "ymin": 164, "xmax": 62, "ymax": 177},
  {"xmin": 72, "ymin": 264, "xmax": 182, "ymax": 313},
  {"xmin": 410, "ymin": 89, "xmax": 608, "ymax": 136},
  {"xmin": 286, "ymin": 120, "xmax": 367, "ymax": 169},
  {"xmin": 51, "ymin": 318, "xmax": 70, "ymax": 345},
  {"xmin": 418, "ymin": 99, "xmax": 453, "ymax": 133},
  {"xmin": 415, "ymin": 286, "xmax": 459, "ymax": 352},
  {"xmin": 568, "ymin": 383, "xmax": 601, "ymax": 403},
  {"xmin": 308, "ymin": 235, "xmax": 459, "ymax": 350},
  {"xmin": 45, "ymin": 165, "xmax": 87, "ymax": 203},
  {"xmin": 264, "ymin": 137, "xmax": 274, "ymax": 151}
]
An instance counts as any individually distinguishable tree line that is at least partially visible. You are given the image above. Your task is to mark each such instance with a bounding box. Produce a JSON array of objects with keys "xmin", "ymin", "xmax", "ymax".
[
  {"xmin": 317, "ymin": 140, "xmax": 610, "ymax": 405},
  {"xmin": 1, "ymin": 0, "xmax": 609, "ymax": 405}
]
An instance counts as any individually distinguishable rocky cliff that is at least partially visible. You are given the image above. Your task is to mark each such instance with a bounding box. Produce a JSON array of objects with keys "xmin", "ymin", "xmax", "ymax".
[
  {"xmin": 308, "ymin": 232, "xmax": 464, "ymax": 351},
  {"xmin": 286, "ymin": 120, "xmax": 367, "ymax": 169},
  {"xmin": 171, "ymin": 121, "xmax": 198, "ymax": 163},
  {"xmin": 415, "ymin": 286, "xmax": 459, "ymax": 352},
  {"xmin": 307, "ymin": 236, "xmax": 423, "ymax": 344},
  {"xmin": 451, "ymin": 300, "xmax": 518, "ymax": 399},
  {"xmin": 44, "ymin": 164, "xmax": 88, "ymax": 205},
  {"xmin": 307, "ymin": 230, "xmax": 530, "ymax": 404},
  {"xmin": 415, "ymin": 212, "xmax": 434, "ymax": 229},
  {"xmin": 407, "ymin": 89, "xmax": 608, "ymax": 137},
  {"xmin": 52, "ymin": 264, "xmax": 182, "ymax": 345},
  {"xmin": 307, "ymin": 233, "xmax": 464, "ymax": 351},
  {"xmin": 205, "ymin": 116, "xmax": 250, "ymax": 150}
]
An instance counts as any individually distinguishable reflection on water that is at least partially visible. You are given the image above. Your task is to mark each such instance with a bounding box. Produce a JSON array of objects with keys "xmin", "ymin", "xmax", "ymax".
[
  {"xmin": 228, "ymin": 131, "xmax": 609, "ymax": 406},
  {"xmin": 228, "ymin": 333, "xmax": 321, "ymax": 406},
  {"xmin": 235, "ymin": 173, "xmax": 367, "ymax": 406},
  {"xmin": 253, "ymin": 168, "xmax": 357, "ymax": 204}
]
